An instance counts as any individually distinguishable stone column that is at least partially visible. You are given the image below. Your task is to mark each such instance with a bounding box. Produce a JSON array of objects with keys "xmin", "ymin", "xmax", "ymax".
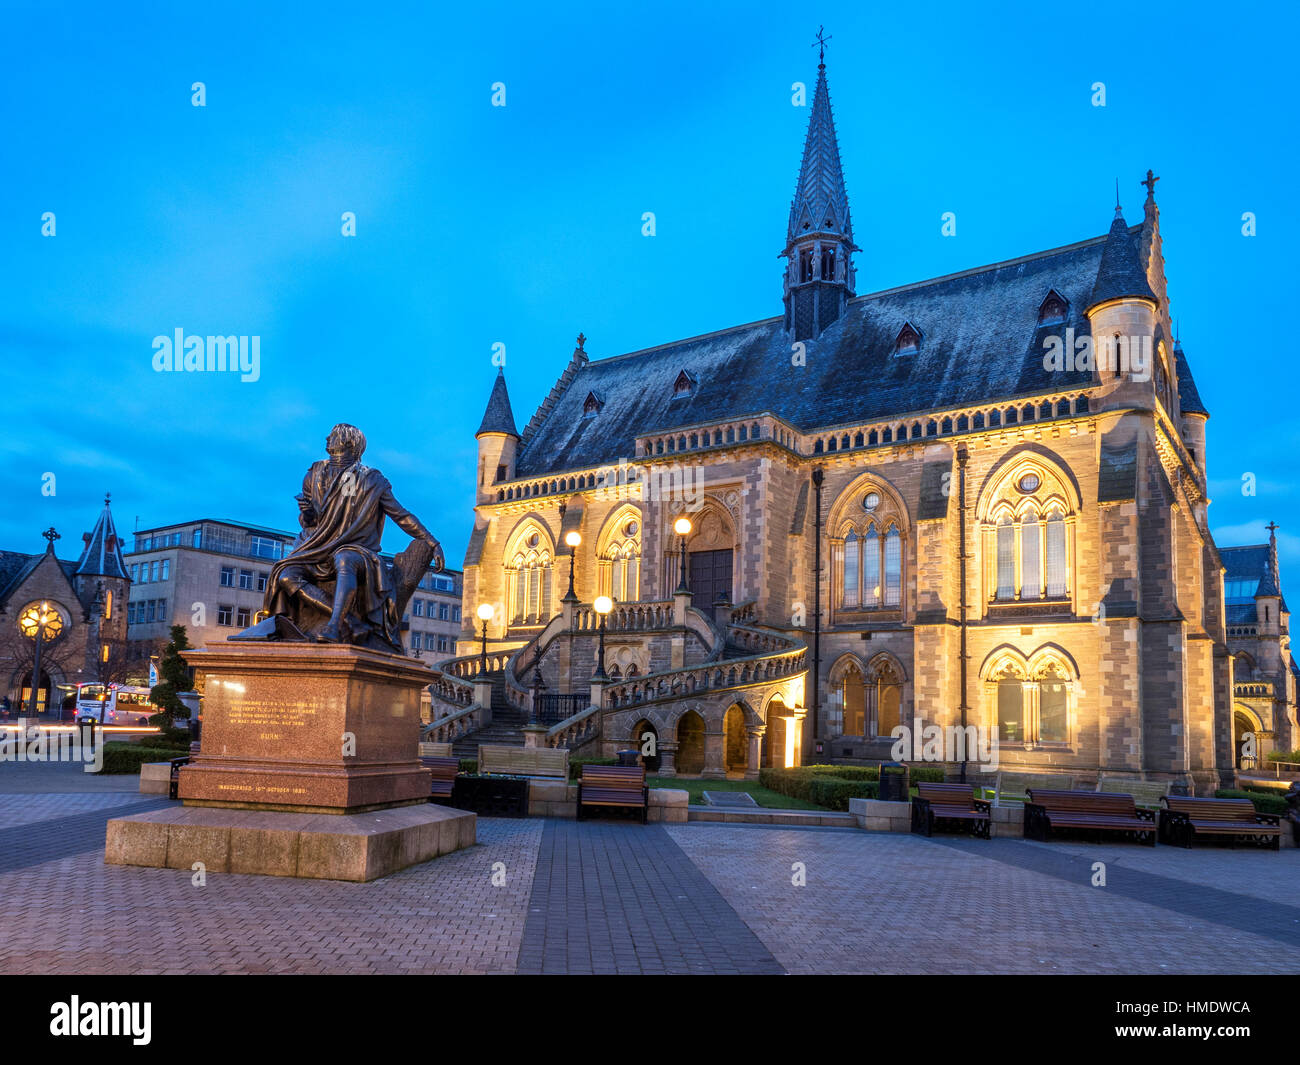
[
  {"xmin": 658, "ymin": 742, "xmax": 678, "ymax": 778},
  {"xmin": 790, "ymin": 708, "xmax": 807, "ymax": 767},
  {"xmin": 702, "ymin": 729, "xmax": 726, "ymax": 779},
  {"xmin": 672, "ymin": 588, "xmax": 692, "ymax": 627},
  {"xmin": 745, "ymin": 725, "xmax": 765, "ymax": 780},
  {"xmin": 473, "ymin": 677, "xmax": 494, "ymax": 725}
]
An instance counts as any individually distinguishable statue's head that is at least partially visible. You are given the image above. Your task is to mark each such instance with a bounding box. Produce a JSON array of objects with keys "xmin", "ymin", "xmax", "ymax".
[{"xmin": 326, "ymin": 423, "xmax": 366, "ymax": 464}]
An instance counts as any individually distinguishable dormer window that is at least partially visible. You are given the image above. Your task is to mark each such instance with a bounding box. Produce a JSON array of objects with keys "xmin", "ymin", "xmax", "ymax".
[
  {"xmin": 672, "ymin": 370, "xmax": 696, "ymax": 398},
  {"xmin": 894, "ymin": 322, "xmax": 922, "ymax": 356},
  {"xmin": 583, "ymin": 391, "xmax": 604, "ymax": 418},
  {"xmin": 1038, "ymin": 288, "xmax": 1069, "ymax": 326}
]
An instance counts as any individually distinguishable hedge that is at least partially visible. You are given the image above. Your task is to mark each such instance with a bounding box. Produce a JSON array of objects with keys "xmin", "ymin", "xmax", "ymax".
[
  {"xmin": 569, "ymin": 756, "xmax": 619, "ymax": 780},
  {"xmin": 1215, "ymin": 788, "xmax": 1290, "ymax": 816},
  {"xmin": 96, "ymin": 743, "xmax": 187, "ymax": 775},
  {"xmin": 459, "ymin": 758, "xmax": 478, "ymax": 774},
  {"xmin": 1267, "ymin": 749, "xmax": 1300, "ymax": 764}
]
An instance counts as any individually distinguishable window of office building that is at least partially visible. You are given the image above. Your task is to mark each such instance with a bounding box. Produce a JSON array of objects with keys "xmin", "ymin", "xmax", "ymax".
[
  {"xmin": 220, "ymin": 566, "xmax": 235, "ymax": 587},
  {"xmin": 218, "ymin": 604, "xmax": 233, "ymax": 626}
]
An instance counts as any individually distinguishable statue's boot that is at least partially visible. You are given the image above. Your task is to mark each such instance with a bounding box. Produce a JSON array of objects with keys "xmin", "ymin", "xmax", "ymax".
[
  {"xmin": 283, "ymin": 576, "xmax": 333, "ymax": 616},
  {"xmin": 322, "ymin": 565, "xmax": 361, "ymax": 644}
]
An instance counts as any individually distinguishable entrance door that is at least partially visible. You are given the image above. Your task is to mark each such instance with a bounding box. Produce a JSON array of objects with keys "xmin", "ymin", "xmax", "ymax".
[{"xmin": 688, "ymin": 549, "xmax": 733, "ymax": 607}]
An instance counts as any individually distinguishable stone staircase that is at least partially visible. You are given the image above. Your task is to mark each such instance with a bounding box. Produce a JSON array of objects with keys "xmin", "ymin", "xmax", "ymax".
[{"xmin": 450, "ymin": 672, "xmax": 528, "ymax": 759}]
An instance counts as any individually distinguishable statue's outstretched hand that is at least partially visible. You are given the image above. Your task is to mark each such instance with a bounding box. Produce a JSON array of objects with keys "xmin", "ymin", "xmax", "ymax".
[{"xmin": 429, "ymin": 540, "xmax": 445, "ymax": 572}]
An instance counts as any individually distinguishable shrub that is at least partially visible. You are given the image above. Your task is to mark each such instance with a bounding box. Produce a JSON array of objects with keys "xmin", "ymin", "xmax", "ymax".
[
  {"xmin": 459, "ymin": 759, "xmax": 478, "ymax": 774},
  {"xmin": 96, "ymin": 743, "xmax": 187, "ymax": 775},
  {"xmin": 808, "ymin": 777, "xmax": 878, "ymax": 810},
  {"xmin": 1267, "ymin": 749, "xmax": 1300, "ymax": 764},
  {"xmin": 1215, "ymin": 788, "xmax": 1289, "ymax": 816},
  {"xmin": 569, "ymin": 756, "xmax": 619, "ymax": 780}
]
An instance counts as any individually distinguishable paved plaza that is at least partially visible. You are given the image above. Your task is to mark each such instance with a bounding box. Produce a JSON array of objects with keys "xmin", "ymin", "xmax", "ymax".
[{"xmin": 1, "ymin": 763, "xmax": 1297, "ymax": 975}]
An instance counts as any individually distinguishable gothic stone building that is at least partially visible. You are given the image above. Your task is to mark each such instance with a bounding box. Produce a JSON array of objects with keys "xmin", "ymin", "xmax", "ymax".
[
  {"xmin": 1222, "ymin": 530, "xmax": 1297, "ymax": 768},
  {"xmin": 437, "ymin": 55, "xmax": 1242, "ymax": 793},
  {"xmin": 0, "ymin": 499, "xmax": 131, "ymax": 714}
]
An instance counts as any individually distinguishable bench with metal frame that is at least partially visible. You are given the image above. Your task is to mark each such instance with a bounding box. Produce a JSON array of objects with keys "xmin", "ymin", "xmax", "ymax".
[
  {"xmin": 911, "ymin": 782, "xmax": 991, "ymax": 839},
  {"xmin": 1159, "ymin": 795, "xmax": 1281, "ymax": 850},
  {"xmin": 576, "ymin": 765, "xmax": 648, "ymax": 823},
  {"xmin": 1024, "ymin": 788, "xmax": 1155, "ymax": 845}
]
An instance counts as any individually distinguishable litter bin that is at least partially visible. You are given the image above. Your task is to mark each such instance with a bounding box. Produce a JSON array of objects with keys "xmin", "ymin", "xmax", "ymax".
[
  {"xmin": 879, "ymin": 761, "xmax": 909, "ymax": 802},
  {"xmin": 616, "ymin": 749, "xmax": 640, "ymax": 767}
]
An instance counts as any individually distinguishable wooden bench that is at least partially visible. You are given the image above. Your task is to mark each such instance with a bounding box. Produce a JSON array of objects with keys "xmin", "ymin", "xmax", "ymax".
[
  {"xmin": 418, "ymin": 741, "xmax": 452, "ymax": 757},
  {"xmin": 983, "ymin": 772, "xmax": 1075, "ymax": 805},
  {"xmin": 478, "ymin": 744, "xmax": 568, "ymax": 780},
  {"xmin": 1097, "ymin": 777, "xmax": 1168, "ymax": 809},
  {"xmin": 1024, "ymin": 789, "xmax": 1156, "ymax": 845},
  {"xmin": 421, "ymin": 755, "xmax": 460, "ymax": 801},
  {"xmin": 577, "ymin": 765, "xmax": 648, "ymax": 823},
  {"xmin": 911, "ymin": 782, "xmax": 991, "ymax": 839},
  {"xmin": 1159, "ymin": 796, "xmax": 1281, "ymax": 849}
]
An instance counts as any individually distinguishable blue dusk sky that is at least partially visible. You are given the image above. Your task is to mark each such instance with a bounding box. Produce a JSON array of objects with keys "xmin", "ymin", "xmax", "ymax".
[{"xmin": 2, "ymin": 1, "xmax": 1297, "ymax": 575}]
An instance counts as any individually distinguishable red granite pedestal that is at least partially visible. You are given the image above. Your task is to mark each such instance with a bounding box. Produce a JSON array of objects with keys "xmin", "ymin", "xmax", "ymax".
[
  {"xmin": 105, "ymin": 641, "xmax": 476, "ymax": 882},
  {"xmin": 177, "ymin": 642, "xmax": 434, "ymax": 813}
]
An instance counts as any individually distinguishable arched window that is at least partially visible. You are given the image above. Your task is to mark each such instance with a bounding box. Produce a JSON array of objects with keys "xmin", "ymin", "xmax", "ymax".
[
  {"xmin": 884, "ymin": 527, "xmax": 902, "ymax": 606},
  {"xmin": 505, "ymin": 526, "xmax": 554, "ymax": 625},
  {"xmin": 983, "ymin": 460, "xmax": 1075, "ymax": 607},
  {"xmin": 842, "ymin": 531, "xmax": 859, "ymax": 608},
  {"xmin": 1045, "ymin": 508, "xmax": 1067, "ymax": 596},
  {"xmin": 986, "ymin": 651, "xmax": 1075, "ymax": 747},
  {"xmin": 995, "ymin": 514, "xmax": 1015, "ymax": 600}
]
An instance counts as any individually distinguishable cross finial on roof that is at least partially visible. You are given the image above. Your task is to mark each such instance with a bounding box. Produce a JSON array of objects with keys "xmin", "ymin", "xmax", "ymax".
[
  {"xmin": 104, "ymin": 491, "xmax": 111, "ymax": 508},
  {"xmin": 813, "ymin": 25, "xmax": 832, "ymax": 67},
  {"xmin": 1142, "ymin": 169, "xmax": 1160, "ymax": 201},
  {"xmin": 41, "ymin": 526, "xmax": 60, "ymax": 550},
  {"xmin": 576, "ymin": 332, "xmax": 586, "ymax": 351},
  {"xmin": 1267, "ymin": 520, "xmax": 1280, "ymax": 540}
]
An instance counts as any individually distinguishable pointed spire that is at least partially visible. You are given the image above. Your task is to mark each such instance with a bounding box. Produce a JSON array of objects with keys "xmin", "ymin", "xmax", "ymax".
[
  {"xmin": 476, "ymin": 368, "xmax": 519, "ymax": 438},
  {"xmin": 1172, "ymin": 335, "xmax": 1208, "ymax": 416},
  {"xmin": 76, "ymin": 495, "xmax": 129, "ymax": 579},
  {"xmin": 786, "ymin": 59, "xmax": 854, "ymax": 251},
  {"xmin": 1088, "ymin": 205, "xmax": 1156, "ymax": 310}
]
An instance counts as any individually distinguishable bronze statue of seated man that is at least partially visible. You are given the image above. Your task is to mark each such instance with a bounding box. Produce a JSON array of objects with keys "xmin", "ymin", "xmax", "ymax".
[{"xmin": 254, "ymin": 423, "xmax": 443, "ymax": 654}]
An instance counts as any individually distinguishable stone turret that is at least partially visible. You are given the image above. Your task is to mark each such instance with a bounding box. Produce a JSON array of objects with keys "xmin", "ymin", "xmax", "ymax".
[{"xmin": 475, "ymin": 369, "xmax": 519, "ymax": 505}]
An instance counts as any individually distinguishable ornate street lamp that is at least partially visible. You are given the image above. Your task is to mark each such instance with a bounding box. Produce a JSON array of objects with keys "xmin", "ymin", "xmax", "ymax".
[
  {"xmin": 563, "ymin": 530, "xmax": 581, "ymax": 603},
  {"xmin": 18, "ymin": 600, "xmax": 64, "ymax": 717},
  {"xmin": 475, "ymin": 603, "xmax": 494, "ymax": 677},
  {"xmin": 673, "ymin": 516, "xmax": 692, "ymax": 594},
  {"xmin": 592, "ymin": 595, "xmax": 612, "ymax": 680}
]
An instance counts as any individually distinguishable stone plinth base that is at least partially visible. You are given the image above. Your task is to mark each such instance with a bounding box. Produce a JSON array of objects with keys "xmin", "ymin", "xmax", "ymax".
[
  {"xmin": 105, "ymin": 803, "xmax": 475, "ymax": 882},
  {"xmin": 178, "ymin": 642, "xmax": 435, "ymax": 814}
]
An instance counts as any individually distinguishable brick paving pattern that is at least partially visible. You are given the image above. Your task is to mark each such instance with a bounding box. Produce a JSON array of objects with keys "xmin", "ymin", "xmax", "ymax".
[
  {"xmin": 666, "ymin": 824, "xmax": 1300, "ymax": 974},
  {"xmin": 2, "ymin": 761, "xmax": 1298, "ymax": 974},
  {"xmin": 518, "ymin": 820, "xmax": 783, "ymax": 974}
]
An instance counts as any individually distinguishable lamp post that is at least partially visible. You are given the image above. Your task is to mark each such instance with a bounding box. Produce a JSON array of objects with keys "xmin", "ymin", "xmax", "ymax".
[
  {"xmin": 563, "ymin": 530, "xmax": 581, "ymax": 603},
  {"xmin": 673, "ymin": 516, "xmax": 692, "ymax": 594},
  {"xmin": 18, "ymin": 601, "xmax": 64, "ymax": 718},
  {"xmin": 593, "ymin": 595, "xmax": 612, "ymax": 679},
  {"xmin": 475, "ymin": 602, "xmax": 494, "ymax": 678}
]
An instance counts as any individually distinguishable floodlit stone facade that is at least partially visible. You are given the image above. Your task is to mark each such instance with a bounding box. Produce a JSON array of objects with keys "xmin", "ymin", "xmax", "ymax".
[{"xmin": 439, "ymin": 54, "xmax": 1252, "ymax": 793}]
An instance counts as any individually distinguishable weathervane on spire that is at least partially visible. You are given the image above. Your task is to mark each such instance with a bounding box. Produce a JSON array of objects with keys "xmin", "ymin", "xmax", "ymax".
[{"xmin": 813, "ymin": 25, "xmax": 832, "ymax": 66}]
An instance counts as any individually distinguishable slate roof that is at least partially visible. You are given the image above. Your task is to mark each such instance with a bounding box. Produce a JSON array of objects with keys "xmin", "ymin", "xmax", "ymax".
[
  {"xmin": 0, "ymin": 548, "xmax": 81, "ymax": 611},
  {"xmin": 477, "ymin": 369, "xmax": 519, "ymax": 437},
  {"xmin": 1173, "ymin": 340, "xmax": 1208, "ymax": 417},
  {"xmin": 1222, "ymin": 544, "xmax": 1288, "ymax": 621},
  {"xmin": 1088, "ymin": 208, "xmax": 1157, "ymax": 309},
  {"xmin": 76, "ymin": 499, "xmax": 129, "ymax": 580},
  {"xmin": 515, "ymin": 228, "xmax": 1137, "ymax": 478}
]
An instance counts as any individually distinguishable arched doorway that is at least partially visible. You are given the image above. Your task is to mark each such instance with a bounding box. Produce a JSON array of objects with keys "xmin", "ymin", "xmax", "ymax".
[
  {"xmin": 676, "ymin": 711, "xmax": 705, "ymax": 776},
  {"xmin": 1233, "ymin": 708, "xmax": 1260, "ymax": 770},
  {"xmin": 723, "ymin": 705, "xmax": 746, "ymax": 774},
  {"xmin": 19, "ymin": 669, "xmax": 53, "ymax": 715},
  {"xmin": 763, "ymin": 694, "xmax": 789, "ymax": 767},
  {"xmin": 841, "ymin": 664, "xmax": 865, "ymax": 737},
  {"xmin": 631, "ymin": 718, "xmax": 660, "ymax": 773}
]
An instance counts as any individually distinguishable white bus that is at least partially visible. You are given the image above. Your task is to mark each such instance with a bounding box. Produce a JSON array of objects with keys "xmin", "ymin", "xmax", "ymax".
[{"xmin": 75, "ymin": 684, "xmax": 160, "ymax": 726}]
